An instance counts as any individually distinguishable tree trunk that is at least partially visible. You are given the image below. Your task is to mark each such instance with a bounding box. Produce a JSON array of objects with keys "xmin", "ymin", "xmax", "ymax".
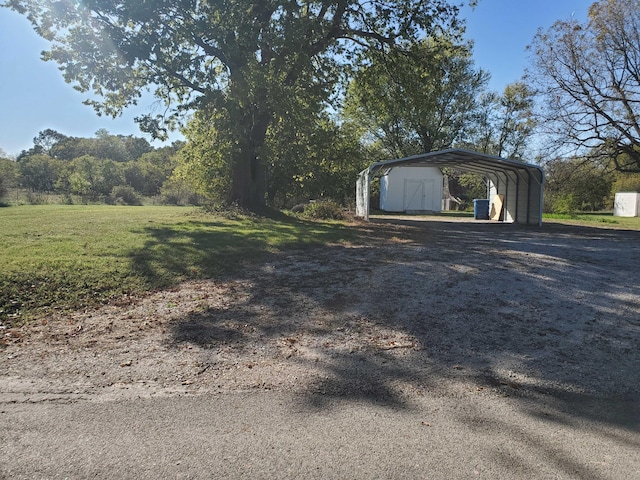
[
  {"xmin": 228, "ymin": 108, "xmax": 272, "ymax": 210},
  {"xmin": 229, "ymin": 149, "xmax": 266, "ymax": 209}
]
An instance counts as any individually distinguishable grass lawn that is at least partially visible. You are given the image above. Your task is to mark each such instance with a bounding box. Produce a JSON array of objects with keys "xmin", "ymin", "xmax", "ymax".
[
  {"xmin": 543, "ymin": 212, "xmax": 640, "ymax": 230},
  {"xmin": 0, "ymin": 205, "xmax": 357, "ymax": 324},
  {"xmin": 437, "ymin": 210, "xmax": 640, "ymax": 229},
  {"xmin": 429, "ymin": 211, "xmax": 640, "ymax": 229}
]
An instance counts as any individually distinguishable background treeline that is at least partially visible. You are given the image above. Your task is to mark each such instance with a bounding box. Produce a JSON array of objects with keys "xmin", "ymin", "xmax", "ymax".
[
  {"xmin": 0, "ymin": 129, "xmax": 195, "ymax": 206},
  {"xmin": 543, "ymin": 158, "xmax": 640, "ymax": 214},
  {"xmin": 0, "ymin": 124, "xmax": 367, "ymax": 209}
]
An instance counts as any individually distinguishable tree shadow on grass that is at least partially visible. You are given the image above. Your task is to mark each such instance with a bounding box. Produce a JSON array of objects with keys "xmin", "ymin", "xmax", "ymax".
[{"xmin": 126, "ymin": 214, "xmax": 358, "ymax": 289}]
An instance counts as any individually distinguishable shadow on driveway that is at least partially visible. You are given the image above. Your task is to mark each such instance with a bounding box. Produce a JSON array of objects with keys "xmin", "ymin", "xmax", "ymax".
[{"xmin": 158, "ymin": 217, "xmax": 640, "ymax": 433}]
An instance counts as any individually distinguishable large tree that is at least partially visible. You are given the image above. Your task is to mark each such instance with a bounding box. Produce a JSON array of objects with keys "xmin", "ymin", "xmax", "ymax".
[
  {"xmin": 7, "ymin": 0, "xmax": 467, "ymax": 209},
  {"xmin": 344, "ymin": 35, "xmax": 488, "ymax": 158},
  {"xmin": 464, "ymin": 81, "xmax": 536, "ymax": 159},
  {"xmin": 264, "ymin": 114, "xmax": 366, "ymax": 206},
  {"xmin": 18, "ymin": 154, "xmax": 58, "ymax": 192},
  {"xmin": 528, "ymin": 0, "xmax": 640, "ymax": 172}
]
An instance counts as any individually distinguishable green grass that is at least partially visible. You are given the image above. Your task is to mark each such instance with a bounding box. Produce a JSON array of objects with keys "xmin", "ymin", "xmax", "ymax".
[
  {"xmin": 0, "ymin": 205, "xmax": 357, "ymax": 324},
  {"xmin": 543, "ymin": 212, "xmax": 640, "ymax": 230}
]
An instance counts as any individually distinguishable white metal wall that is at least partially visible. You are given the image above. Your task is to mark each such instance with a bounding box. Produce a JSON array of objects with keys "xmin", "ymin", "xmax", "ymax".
[
  {"xmin": 488, "ymin": 169, "xmax": 543, "ymax": 225},
  {"xmin": 380, "ymin": 166, "xmax": 443, "ymax": 212},
  {"xmin": 614, "ymin": 192, "xmax": 640, "ymax": 217}
]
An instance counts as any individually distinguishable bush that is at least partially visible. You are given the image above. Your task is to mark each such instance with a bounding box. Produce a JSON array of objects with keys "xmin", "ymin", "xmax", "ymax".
[
  {"xmin": 110, "ymin": 185, "xmax": 142, "ymax": 206},
  {"xmin": 201, "ymin": 201, "xmax": 257, "ymax": 219},
  {"xmin": 551, "ymin": 194, "xmax": 577, "ymax": 215},
  {"xmin": 25, "ymin": 192, "xmax": 48, "ymax": 205},
  {"xmin": 301, "ymin": 200, "xmax": 344, "ymax": 220},
  {"xmin": 159, "ymin": 177, "xmax": 202, "ymax": 206},
  {"xmin": 0, "ymin": 177, "xmax": 6, "ymax": 201}
]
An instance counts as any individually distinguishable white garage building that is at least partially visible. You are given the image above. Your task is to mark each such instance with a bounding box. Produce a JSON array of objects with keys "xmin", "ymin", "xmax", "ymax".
[{"xmin": 356, "ymin": 149, "xmax": 545, "ymax": 226}]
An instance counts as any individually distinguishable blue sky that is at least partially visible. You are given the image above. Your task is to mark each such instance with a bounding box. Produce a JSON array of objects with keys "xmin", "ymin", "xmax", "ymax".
[
  {"xmin": 0, "ymin": 0, "xmax": 593, "ymax": 157},
  {"xmin": 462, "ymin": 0, "xmax": 592, "ymax": 90}
]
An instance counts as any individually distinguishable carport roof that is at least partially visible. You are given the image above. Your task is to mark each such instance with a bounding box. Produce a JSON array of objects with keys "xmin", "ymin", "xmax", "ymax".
[{"xmin": 363, "ymin": 148, "xmax": 544, "ymax": 182}]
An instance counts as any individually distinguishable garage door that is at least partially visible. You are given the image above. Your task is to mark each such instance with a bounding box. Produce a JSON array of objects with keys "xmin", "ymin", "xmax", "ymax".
[{"xmin": 404, "ymin": 179, "xmax": 436, "ymax": 211}]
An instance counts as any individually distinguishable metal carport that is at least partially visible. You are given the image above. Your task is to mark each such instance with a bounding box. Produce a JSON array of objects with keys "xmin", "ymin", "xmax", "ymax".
[{"xmin": 356, "ymin": 149, "xmax": 545, "ymax": 226}]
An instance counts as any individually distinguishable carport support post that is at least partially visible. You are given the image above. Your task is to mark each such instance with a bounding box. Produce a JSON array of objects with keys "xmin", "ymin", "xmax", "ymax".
[
  {"xmin": 356, "ymin": 168, "xmax": 372, "ymax": 220},
  {"xmin": 526, "ymin": 170, "xmax": 531, "ymax": 226},
  {"xmin": 503, "ymin": 171, "xmax": 509, "ymax": 222},
  {"xmin": 515, "ymin": 171, "xmax": 521, "ymax": 224}
]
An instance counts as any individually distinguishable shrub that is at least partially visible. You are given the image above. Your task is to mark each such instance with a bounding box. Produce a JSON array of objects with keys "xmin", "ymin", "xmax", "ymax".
[
  {"xmin": 551, "ymin": 194, "xmax": 577, "ymax": 215},
  {"xmin": 110, "ymin": 185, "xmax": 142, "ymax": 206},
  {"xmin": 159, "ymin": 177, "xmax": 202, "ymax": 206},
  {"xmin": 301, "ymin": 200, "xmax": 344, "ymax": 220},
  {"xmin": 25, "ymin": 192, "xmax": 48, "ymax": 205}
]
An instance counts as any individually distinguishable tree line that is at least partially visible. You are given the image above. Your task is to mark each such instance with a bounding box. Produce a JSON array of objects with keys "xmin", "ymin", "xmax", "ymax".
[{"xmin": 0, "ymin": 129, "xmax": 190, "ymax": 205}]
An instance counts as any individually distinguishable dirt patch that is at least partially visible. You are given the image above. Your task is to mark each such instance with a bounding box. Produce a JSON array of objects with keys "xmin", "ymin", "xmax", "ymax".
[{"xmin": 2, "ymin": 218, "xmax": 640, "ymax": 417}]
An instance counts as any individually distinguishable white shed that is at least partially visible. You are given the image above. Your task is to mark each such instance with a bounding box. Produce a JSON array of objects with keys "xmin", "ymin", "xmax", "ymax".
[
  {"xmin": 613, "ymin": 192, "xmax": 640, "ymax": 217},
  {"xmin": 379, "ymin": 166, "xmax": 443, "ymax": 213},
  {"xmin": 356, "ymin": 149, "xmax": 545, "ymax": 226}
]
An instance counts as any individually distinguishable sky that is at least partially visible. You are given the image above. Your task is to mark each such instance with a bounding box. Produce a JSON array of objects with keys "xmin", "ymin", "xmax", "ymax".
[{"xmin": 0, "ymin": 0, "xmax": 594, "ymax": 157}]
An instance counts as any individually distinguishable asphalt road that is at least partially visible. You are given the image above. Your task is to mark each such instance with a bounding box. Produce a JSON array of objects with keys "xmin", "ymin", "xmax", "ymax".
[{"xmin": 1, "ymin": 390, "xmax": 638, "ymax": 479}]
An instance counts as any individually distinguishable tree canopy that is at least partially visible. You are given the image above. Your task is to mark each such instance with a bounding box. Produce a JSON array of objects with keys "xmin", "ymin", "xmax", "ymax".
[
  {"xmin": 528, "ymin": 0, "xmax": 640, "ymax": 172},
  {"xmin": 344, "ymin": 35, "xmax": 488, "ymax": 158},
  {"xmin": 463, "ymin": 81, "xmax": 536, "ymax": 159},
  {"xmin": 7, "ymin": 0, "xmax": 469, "ymax": 208}
]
